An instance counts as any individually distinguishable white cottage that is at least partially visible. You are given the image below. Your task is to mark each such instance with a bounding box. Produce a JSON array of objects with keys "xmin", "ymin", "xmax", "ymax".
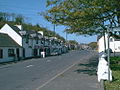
[
  {"xmin": 0, "ymin": 33, "xmax": 22, "ymax": 63},
  {"xmin": 0, "ymin": 24, "xmax": 22, "ymax": 46},
  {"xmin": 0, "ymin": 24, "xmax": 37, "ymax": 58},
  {"xmin": 98, "ymin": 33, "xmax": 120, "ymax": 53}
]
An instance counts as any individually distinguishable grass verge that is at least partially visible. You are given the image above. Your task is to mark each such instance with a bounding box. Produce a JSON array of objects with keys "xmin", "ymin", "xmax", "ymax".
[{"xmin": 105, "ymin": 56, "xmax": 120, "ymax": 90}]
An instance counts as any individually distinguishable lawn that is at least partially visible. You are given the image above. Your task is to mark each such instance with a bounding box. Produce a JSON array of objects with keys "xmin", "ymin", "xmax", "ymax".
[{"xmin": 105, "ymin": 56, "xmax": 120, "ymax": 90}]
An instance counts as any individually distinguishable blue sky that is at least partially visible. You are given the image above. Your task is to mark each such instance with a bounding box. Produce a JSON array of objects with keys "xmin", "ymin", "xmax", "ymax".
[{"xmin": 0, "ymin": 0, "xmax": 97, "ymax": 44}]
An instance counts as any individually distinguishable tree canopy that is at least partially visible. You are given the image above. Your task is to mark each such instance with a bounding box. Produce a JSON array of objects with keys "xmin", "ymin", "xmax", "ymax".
[
  {"xmin": 88, "ymin": 42, "xmax": 97, "ymax": 49},
  {"xmin": 43, "ymin": 0, "xmax": 120, "ymax": 35},
  {"xmin": 68, "ymin": 40, "xmax": 79, "ymax": 45}
]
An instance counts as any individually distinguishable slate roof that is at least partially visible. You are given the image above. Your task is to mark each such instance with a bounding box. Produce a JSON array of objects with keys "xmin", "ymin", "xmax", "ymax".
[
  {"xmin": 0, "ymin": 33, "xmax": 21, "ymax": 47},
  {"xmin": 7, "ymin": 24, "xmax": 21, "ymax": 36}
]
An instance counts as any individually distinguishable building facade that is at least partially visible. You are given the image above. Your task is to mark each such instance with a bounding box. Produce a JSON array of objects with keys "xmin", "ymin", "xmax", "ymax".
[
  {"xmin": 0, "ymin": 24, "xmax": 67, "ymax": 63},
  {"xmin": 98, "ymin": 32, "xmax": 120, "ymax": 53},
  {"xmin": 0, "ymin": 33, "xmax": 22, "ymax": 63}
]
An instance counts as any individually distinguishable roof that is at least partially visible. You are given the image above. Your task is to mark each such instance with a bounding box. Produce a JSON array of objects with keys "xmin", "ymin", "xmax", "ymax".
[
  {"xmin": 0, "ymin": 33, "xmax": 21, "ymax": 47},
  {"xmin": 112, "ymin": 35, "xmax": 120, "ymax": 41},
  {"xmin": 7, "ymin": 24, "xmax": 21, "ymax": 36}
]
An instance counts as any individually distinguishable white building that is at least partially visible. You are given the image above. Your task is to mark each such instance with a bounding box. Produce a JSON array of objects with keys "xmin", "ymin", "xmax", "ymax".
[
  {"xmin": 0, "ymin": 33, "xmax": 22, "ymax": 63},
  {"xmin": 0, "ymin": 24, "xmax": 43, "ymax": 59},
  {"xmin": 0, "ymin": 23, "xmax": 67, "ymax": 62},
  {"xmin": 98, "ymin": 32, "xmax": 120, "ymax": 53}
]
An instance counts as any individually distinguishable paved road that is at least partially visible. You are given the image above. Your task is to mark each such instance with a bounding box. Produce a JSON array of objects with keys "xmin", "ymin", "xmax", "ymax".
[{"xmin": 0, "ymin": 50, "xmax": 98, "ymax": 90}]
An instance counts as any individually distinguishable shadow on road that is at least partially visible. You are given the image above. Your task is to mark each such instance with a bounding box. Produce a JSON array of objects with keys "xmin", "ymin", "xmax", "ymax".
[{"xmin": 74, "ymin": 56, "xmax": 98, "ymax": 76}]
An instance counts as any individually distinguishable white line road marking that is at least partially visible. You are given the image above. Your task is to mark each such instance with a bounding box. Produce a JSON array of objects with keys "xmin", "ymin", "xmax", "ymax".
[
  {"xmin": 36, "ymin": 62, "xmax": 77, "ymax": 90},
  {"xmin": 26, "ymin": 65, "xmax": 34, "ymax": 68}
]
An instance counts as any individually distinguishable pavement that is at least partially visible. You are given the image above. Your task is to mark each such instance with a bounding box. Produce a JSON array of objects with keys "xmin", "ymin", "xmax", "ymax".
[{"xmin": 38, "ymin": 52, "xmax": 100, "ymax": 90}]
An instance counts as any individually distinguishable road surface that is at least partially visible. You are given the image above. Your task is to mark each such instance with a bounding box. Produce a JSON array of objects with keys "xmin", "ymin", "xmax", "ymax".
[{"xmin": 0, "ymin": 50, "xmax": 98, "ymax": 90}]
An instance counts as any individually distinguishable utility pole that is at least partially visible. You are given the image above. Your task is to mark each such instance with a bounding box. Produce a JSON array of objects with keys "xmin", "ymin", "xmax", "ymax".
[
  {"xmin": 53, "ymin": 24, "xmax": 56, "ymax": 35},
  {"xmin": 66, "ymin": 32, "xmax": 68, "ymax": 41},
  {"xmin": 107, "ymin": 29, "xmax": 110, "ymax": 82}
]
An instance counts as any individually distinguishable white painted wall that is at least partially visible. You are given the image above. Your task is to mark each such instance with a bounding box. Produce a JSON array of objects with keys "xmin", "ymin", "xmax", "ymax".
[
  {"xmin": 98, "ymin": 34, "xmax": 108, "ymax": 53},
  {"xmin": 0, "ymin": 47, "xmax": 22, "ymax": 63},
  {"xmin": 0, "ymin": 48, "xmax": 13, "ymax": 63},
  {"xmin": 114, "ymin": 41, "xmax": 120, "ymax": 52},
  {"xmin": 22, "ymin": 38, "xmax": 33, "ymax": 58},
  {"xmin": 22, "ymin": 38, "xmax": 43, "ymax": 58},
  {"xmin": 0, "ymin": 24, "xmax": 22, "ymax": 46},
  {"xmin": 98, "ymin": 34, "xmax": 120, "ymax": 53}
]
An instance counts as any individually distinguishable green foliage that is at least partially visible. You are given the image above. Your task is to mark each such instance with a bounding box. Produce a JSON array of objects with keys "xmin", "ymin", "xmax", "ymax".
[
  {"xmin": 0, "ymin": 12, "xmax": 25, "ymax": 23},
  {"xmin": 68, "ymin": 40, "xmax": 78, "ymax": 45},
  {"xmin": 105, "ymin": 56, "xmax": 120, "ymax": 90},
  {"xmin": 110, "ymin": 56, "xmax": 120, "ymax": 65},
  {"xmin": 43, "ymin": 0, "xmax": 120, "ymax": 35},
  {"xmin": 105, "ymin": 71, "xmax": 120, "ymax": 90},
  {"xmin": 88, "ymin": 42, "xmax": 97, "ymax": 49},
  {"xmin": 15, "ymin": 15, "xmax": 24, "ymax": 24}
]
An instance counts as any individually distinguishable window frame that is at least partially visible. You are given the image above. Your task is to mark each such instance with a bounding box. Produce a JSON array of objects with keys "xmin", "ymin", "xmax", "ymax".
[{"xmin": 8, "ymin": 49, "xmax": 15, "ymax": 57}]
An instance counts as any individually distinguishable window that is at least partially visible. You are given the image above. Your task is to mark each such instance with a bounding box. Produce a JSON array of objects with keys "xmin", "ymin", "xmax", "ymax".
[
  {"xmin": 0, "ymin": 49, "xmax": 3, "ymax": 58},
  {"xmin": 41, "ymin": 41, "xmax": 44, "ymax": 44},
  {"xmin": 8, "ymin": 49, "xmax": 15, "ymax": 57}
]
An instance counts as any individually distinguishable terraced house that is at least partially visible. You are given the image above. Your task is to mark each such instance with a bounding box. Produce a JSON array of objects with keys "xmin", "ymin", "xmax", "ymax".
[{"xmin": 0, "ymin": 24, "xmax": 67, "ymax": 63}]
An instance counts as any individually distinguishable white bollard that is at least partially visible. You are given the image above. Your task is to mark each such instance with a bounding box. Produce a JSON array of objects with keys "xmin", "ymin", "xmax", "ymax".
[{"xmin": 97, "ymin": 54, "xmax": 112, "ymax": 82}]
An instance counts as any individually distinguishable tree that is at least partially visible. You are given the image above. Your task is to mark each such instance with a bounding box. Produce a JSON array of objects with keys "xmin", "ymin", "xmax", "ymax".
[
  {"xmin": 88, "ymin": 42, "xmax": 97, "ymax": 49},
  {"xmin": 43, "ymin": 0, "xmax": 120, "ymax": 35},
  {"xmin": 0, "ymin": 12, "xmax": 10, "ymax": 22},
  {"xmin": 15, "ymin": 15, "xmax": 24, "ymax": 24},
  {"xmin": 68, "ymin": 40, "xmax": 78, "ymax": 45}
]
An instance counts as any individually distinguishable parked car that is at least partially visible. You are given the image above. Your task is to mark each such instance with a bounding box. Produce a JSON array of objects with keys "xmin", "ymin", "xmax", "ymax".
[{"xmin": 50, "ymin": 49, "xmax": 60, "ymax": 56}]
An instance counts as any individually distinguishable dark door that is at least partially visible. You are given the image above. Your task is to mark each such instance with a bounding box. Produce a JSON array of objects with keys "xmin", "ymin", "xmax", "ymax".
[
  {"xmin": 34, "ymin": 49, "xmax": 38, "ymax": 56},
  {"xmin": 16, "ymin": 48, "xmax": 20, "ymax": 60},
  {"xmin": 23, "ymin": 48, "xmax": 25, "ymax": 58}
]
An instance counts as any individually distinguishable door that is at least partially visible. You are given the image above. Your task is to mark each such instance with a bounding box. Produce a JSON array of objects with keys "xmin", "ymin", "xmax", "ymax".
[
  {"xmin": 23, "ymin": 48, "xmax": 25, "ymax": 58},
  {"xmin": 16, "ymin": 48, "xmax": 20, "ymax": 60}
]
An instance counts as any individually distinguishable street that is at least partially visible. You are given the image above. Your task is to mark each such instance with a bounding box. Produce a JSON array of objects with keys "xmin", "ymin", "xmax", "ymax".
[{"xmin": 0, "ymin": 50, "xmax": 99, "ymax": 90}]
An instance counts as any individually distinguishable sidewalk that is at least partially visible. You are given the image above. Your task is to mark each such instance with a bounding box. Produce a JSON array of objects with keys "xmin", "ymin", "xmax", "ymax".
[{"xmin": 40, "ymin": 55, "xmax": 100, "ymax": 90}]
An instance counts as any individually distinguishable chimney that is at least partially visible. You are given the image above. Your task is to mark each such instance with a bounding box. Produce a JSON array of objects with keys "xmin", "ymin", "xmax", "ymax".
[
  {"xmin": 15, "ymin": 25, "xmax": 23, "ymax": 30},
  {"xmin": 38, "ymin": 31, "xmax": 43, "ymax": 36}
]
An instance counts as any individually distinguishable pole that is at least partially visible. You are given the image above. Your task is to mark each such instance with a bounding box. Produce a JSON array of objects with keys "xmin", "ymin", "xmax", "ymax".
[
  {"xmin": 43, "ymin": 35, "xmax": 45, "ymax": 52},
  {"xmin": 103, "ymin": 32, "xmax": 106, "ymax": 52},
  {"xmin": 107, "ymin": 31, "xmax": 110, "ymax": 82},
  {"xmin": 100, "ymin": 80, "xmax": 104, "ymax": 90},
  {"xmin": 66, "ymin": 32, "xmax": 67, "ymax": 41},
  {"xmin": 54, "ymin": 24, "xmax": 56, "ymax": 33}
]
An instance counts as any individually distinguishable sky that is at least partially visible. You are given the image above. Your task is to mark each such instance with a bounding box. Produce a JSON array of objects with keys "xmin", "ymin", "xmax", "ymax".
[{"xmin": 0, "ymin": 0, "xmax": 97, "ymax": 44}]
